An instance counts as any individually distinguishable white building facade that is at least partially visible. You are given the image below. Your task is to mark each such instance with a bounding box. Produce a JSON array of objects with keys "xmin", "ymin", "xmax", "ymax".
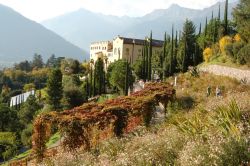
[{"xmin": 90, "ymin": 36, "xmax": 163, "ymax": 65}]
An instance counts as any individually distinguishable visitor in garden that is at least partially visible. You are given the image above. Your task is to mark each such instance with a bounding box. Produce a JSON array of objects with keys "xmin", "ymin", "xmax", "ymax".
[
  {"xmin": 207, "ymin": 86, "xmax": 211, "ymax": 97},
  {"xmin": 216, "ymin": 86, "xmax": 221, "ymax": 97}
]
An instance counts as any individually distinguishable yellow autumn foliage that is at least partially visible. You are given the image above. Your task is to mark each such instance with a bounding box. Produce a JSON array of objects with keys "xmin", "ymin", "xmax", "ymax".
[
  {"xmin": 219, "ymin": 36, "xmax": 232, "ymax": 54},
  {"xmin": 203, "ymin": 47, "xmax": 213, "ymax": 63},
  {"xmin": 234, "ymin": 34, "xmax": 241, "ymax": 42}
]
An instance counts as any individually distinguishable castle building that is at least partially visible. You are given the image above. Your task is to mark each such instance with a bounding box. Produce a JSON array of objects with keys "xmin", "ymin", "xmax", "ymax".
[{"xmin": 90, "ymin": 36, "xmax": 164, "ymax": 65}]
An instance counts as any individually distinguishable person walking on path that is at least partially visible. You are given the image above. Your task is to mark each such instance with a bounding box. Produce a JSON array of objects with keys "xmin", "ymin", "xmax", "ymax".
[
  {"xmin": 207, "ymin": 86, "xmax": 211, "ymax": 97},
  {"xmin": 216, "ymin": 86, "xmax": 221, "ymax": 97}
]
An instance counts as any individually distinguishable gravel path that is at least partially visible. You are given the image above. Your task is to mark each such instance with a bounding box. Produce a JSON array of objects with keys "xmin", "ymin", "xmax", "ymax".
[{"xmin": 199, "ymin": 65, "xmax": 250, "ymax": 84}]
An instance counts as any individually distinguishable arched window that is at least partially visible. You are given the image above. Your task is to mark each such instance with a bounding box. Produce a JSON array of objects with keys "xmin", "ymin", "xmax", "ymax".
[{"xmin": 114, "ymin": 48, "xmax": 117, "ymax": 55}]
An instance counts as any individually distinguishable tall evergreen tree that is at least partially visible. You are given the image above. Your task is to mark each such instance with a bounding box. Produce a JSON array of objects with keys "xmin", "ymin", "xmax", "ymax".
[
  {"xmin": 213, "ymin": 18, "xmax": 217, "ymax": 43},
  {"xmin": 173, "ymin": 31, "xmax": 178, "ymax": 72},
  {"xmin": 93, "ymin": 68, "xmax": 96, "ymax": 96},
  {"xmin": 182, "ymin": 38, "xmax": 187, "ymax": 72},
  {"xmin": 124, "ymin": 59, "xmax": 129, "ymax": 95},
  {"xmin": 233, "ymin": 0, "xmax": 250, "ymax": 42},
  {"xmin": 205, "ymin": 17, "xmax": 208, "ymax": 36},
  {"xmin": 179, "ymin": 19, "xmax": 196, "ymax": 72},
  {"xmin": 86, "ymin": 76, "xmax": 89, "ymax": 99},
  {"xmin": 46, "ymin": 54, "xmax": 56, "ymax": 68},
  {"xmin": 199, "ymin": 23, "xmax": 202, "ymax": 36},
  {"xmin": 32, "ymin": 54, "xmax": 44, "ymax": 69},
  {"xmin": 18, "ymin": 95, "xmax": 40, "ymax": 125},
  {"xmin": 94, "ymin": 58, "xmax": 105, "ymax": 95},
  {"xmin": 224, "ymin": 0, "xmax": 228, "ymax": 35},
  {"xmin": 163, "ymin": 32, "xmax": 167, "ymax": 68},
  {"xmin": 144, "ymin": 41, "xmax": 148, "ymax": 81},
  {"xmin": 90, "ymin": 59, "xmax": 94, "ymax": 97},
  {"xmin": 109, "ymin": 60, "xmax": 133, "ymax": 95},
  {"xmin": 148, "ymin": 31, "xmax": 153, "ymax": 80},
  {"xmin": 46, "ymin": 68, "xmax": 63, "ymax": 111},
  {"xmin": 142, "ymin": 44, "xmax": 146, "ymax": 80},
  {"xmin": 218, "ymin": 3, "xmax": 221, "ymax": 20},
  {"xmin": 169, "ymin": 25, "xmax": 174, "ymax": 75}
]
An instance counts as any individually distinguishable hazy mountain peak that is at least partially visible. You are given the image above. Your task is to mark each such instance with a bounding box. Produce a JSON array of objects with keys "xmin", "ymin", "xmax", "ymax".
[
  {"xmin": 168, "ymin": 4, "xmax": 182, "ymax": 9},
  {"xmin": 42, "ymin": 1, "xmax": 238, "ymax": 52},
  {"xmin": 0, "ymin": 4, "xmax": 88, "ymax": 66}
]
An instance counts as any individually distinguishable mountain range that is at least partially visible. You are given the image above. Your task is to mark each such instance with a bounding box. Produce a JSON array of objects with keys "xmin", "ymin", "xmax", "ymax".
[
  {"xmin": 42, "ymin": 1, "xmax": 238, "ymax": 52},
  {"xmin": 0, "ymin": 1, "xmax": 238, "ymax": 68},
  {"xmin": 0, "ymin": 4, "xmax": 88, "ymax": 68}
]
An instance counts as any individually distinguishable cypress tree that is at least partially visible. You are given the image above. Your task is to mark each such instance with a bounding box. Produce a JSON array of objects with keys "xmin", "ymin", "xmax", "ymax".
[
  {"xmin": 124, "ymin": 60, "xmax": 129, "ymax": 95},
  {"xmin": 218, "ymin": 3, "xmax": 221, "ymax": 20},
  {"xmin": 213, "ymin": 17, "xmax": 217, "ymax": 43},
  {"xmin": 93, "ymin": 68, "xmax": 96, "ymax": 96},
  {"xmin": 181, "ymin": 19, "xmax": 196, "ymax": 72},
  {"xmin": 163, "ymin": 32, "xmax": 167, "ymax": 75},
  {"xmin": 46, "ymin": 68, "xmax": 63, "ymax": 111},
  {"xmin": 163, "ymin": 32, "xmax": 167, "ymax": 64},
  {"xmin": 86, "ymin": 76, "xmax": 89, "ymax": 99},
  {"xmin": 173, "ymin": 31, "xmax": 178, "ymax": 73},
  {"xmin": 90, "ymin": 60, "xmax": 94, "ymax": 97},
  {"xmin": 95, "ymin": 58, "xmax": 105, "ymax": 95},
  {"xmin": 179, "ymin": 30, "xmax": 182, "ymax": 42},
  {"xmin": 205, "ymin": 17, "xmax": 208, "ymax": 36},
  {"xmin": 198, "ymin": 23, "xmax": 202, "ymax": 36},
  {"xmin": 182, "ymin": 38, "xmax": 187, "ymax": 72},
  {"xmin": 148, "ymin": 31, "xmax": 153, "ymax": 80},
  {"xmin": 142, "ymin": 45, "xmax": 145, "ymax": 80},
  {"xmin": 169, "ymin": 25, "xmax": 174, "ymax": 75},
  {"xmin": 224, "ymin": 0, "xmax": 228, "ymax": 35},
  {"xmin": 212, "ymin": 11, "xmax": 214, "ymax": 20},
  {"xmin": 144, "ymin": 41, "xmax": 148, "ymax": 81}
]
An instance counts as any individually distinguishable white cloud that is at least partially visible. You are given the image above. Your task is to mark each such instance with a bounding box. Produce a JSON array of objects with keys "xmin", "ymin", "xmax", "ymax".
[{"xmin": 0, "ymin": 0, "xmax": 226, "ymax": 22}]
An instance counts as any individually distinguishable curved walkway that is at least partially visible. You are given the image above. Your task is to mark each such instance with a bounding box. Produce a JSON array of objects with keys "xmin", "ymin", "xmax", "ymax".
[{"xmin": 199, "ymin": 65, "xmax": 250, "ymax": 84}]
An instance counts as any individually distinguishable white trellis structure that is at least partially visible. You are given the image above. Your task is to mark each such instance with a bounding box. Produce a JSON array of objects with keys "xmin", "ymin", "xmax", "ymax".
[{"xmin": 10, "ymin": 90, "xmax": 35, "ymax": 107}]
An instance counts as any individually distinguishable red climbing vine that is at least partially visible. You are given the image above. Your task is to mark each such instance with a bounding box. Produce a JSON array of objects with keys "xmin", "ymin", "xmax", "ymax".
[{"xmin": 32, "ymin": 82, "xmax": 175, "ymax": 161}]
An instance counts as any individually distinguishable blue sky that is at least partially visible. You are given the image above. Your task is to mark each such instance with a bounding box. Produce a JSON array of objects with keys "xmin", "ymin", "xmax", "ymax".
[{"xmin": 0, "ymin": 0, "xmax": 227, "ymax": 22}]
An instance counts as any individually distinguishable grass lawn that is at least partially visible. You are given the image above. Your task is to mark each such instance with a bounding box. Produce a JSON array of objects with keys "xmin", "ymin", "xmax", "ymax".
[
  {"xmin": 46, "ymin": 132, "xmax": 61, "ymax": 148},
  {"xmin": 2, "ymin": 132, "xmax": 61, "ymax": 165},
  {"xmin": 97, "ymin": 94, "xmax": 120, "ymax": 103},
  {"xmin": 12, "ymin": 150, "xmax": 31, "ymax": 161},
  {"xmin": 205, "ymin": 55, "xmax": 250, "ymax": 70}
]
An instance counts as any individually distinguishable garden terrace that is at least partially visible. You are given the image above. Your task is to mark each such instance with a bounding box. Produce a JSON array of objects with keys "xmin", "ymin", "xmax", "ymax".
[{"xmin": 32, "ymin": 82, "xmax": 175, "ymax": 161}]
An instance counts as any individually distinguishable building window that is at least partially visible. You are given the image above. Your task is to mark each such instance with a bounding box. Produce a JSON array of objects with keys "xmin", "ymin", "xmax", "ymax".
[{"xmin": 114, "ymin": 48, "xmax": 117, "ymax": 55}]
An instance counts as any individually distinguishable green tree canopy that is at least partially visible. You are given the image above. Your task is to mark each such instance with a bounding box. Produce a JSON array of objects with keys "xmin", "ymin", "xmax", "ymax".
[
  {"xmin": 60, "ymin": 58, "xmax": 83, "ymax": 75},
  {"xmin": 108, "ymin": 60, "xmax": 134, "ymax": 94},
  {"xmin": 178, "ymin": 19, "xmax": 196, "ymax": 72},
  {"xmin": 46, "ymin": 68, "xmax": 63, "ymax": 111},
  {"xmin": 233, "ymin": 0, "xmax": 250, "ymax": 42},
  {"xmin": 94, "ymin": 58, "xmax": 105, "ymax": 95},
  {"xmin": 0, "ymin": 104, "xmax": 19, "ymax": 132},
  {"xmin": 32, "ymin": 54, "xmax": 44, "ymax": 69},
  {"xmin": 132, "ymin": 58, "xmax": 143, "ymax": 79},
  {"xmin": 14, "ymin": 60, "xmax": 32, "ymax": 72},
  {"xmin": 18, "ymin": 95, "xmax": 40, "ymax": 125}
]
